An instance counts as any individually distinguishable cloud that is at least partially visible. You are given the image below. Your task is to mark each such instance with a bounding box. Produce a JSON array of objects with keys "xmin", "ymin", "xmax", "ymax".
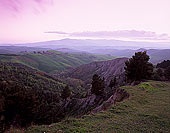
[
  {"xmin": 45, "ymin": 31, "xmax": 68, "ymax": 34},
  {"xmin": 45, "ymin": 30, "xmax": 170, "ymax": 41},
  {"xmin": 0, "ymin": 0, "xmax": 54, "ymax": 14}
]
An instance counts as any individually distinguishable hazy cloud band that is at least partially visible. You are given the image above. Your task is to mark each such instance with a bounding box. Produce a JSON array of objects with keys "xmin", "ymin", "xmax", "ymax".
[{"xmin": 45, "ymin": 30, "xmax": 170, "ymax": 41}]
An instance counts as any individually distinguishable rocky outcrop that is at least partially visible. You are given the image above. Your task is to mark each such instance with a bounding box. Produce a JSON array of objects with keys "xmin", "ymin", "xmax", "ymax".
[
  {"xmin": 59, "ymin": 88, "xmax": 129, "ymax": 117},
  {"xmin": 92, "ymin": 89, "xmax": 129, "ymax": 113}
]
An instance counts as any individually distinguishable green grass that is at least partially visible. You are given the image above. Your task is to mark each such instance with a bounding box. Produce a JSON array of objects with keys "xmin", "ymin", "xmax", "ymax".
[{"xmin": 11, "ymin": 81, "xmax": 170, "ymax": 133}]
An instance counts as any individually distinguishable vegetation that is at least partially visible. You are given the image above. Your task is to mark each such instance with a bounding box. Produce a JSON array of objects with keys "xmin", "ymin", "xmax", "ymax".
[
  {"xmin": 12, "ymin": 81, "xmax": 170, "ymax": 133},
  {"xmin": 157, "ymin": 60, "xmax": 170, "ymax": 69},
  {"xmin": 153, "ymin": 60, "xmax": 170, "ymax": 81},
  {"xmin": 91, "ymin": 74, "xmax": 105, "ymax": 95},
  {"xmin": 1, "ymin": 51, "xmax": 170, "ymax": 133},
  {"xmin": 61, "ymin": 85, "xmax": 71, "ymax": 100},
  {"xmin": 109, "ymin": 76, "xmax": 117, "ymax": 89},
  {"xmin": 0, "ymin": 62, "xmax": 67, "ymax": 132},
  {"xmin": 125, "ymin": 51, "xmax": 153, "ymax": 82},
  {"xmin": 165, "ymin": 66, "xmax": 170, "ymax": 80},
  {"xmin": 0, "ymin": 51, "xmax": 116, "ymax": 73}
]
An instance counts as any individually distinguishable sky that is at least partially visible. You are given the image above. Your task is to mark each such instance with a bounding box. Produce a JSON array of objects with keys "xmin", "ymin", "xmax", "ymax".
[{"xmin": 0, "ymin": 0, "xmax": 170, "ymax": 43}]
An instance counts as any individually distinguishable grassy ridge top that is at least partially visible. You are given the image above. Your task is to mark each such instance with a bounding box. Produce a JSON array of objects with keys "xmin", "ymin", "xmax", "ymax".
[
  {"xmin": 0, "ymin": 51, "xmax": 115, "ymax": 73},
  {"xmin": 15, "ymin": 81, "xmax": 170, "ymax": 133}
]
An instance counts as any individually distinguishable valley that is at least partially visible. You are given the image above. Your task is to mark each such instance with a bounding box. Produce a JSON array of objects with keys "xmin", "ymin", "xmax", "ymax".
[{"xmin": 0, "ymin": 45, "xmax": 170, "ymax": 133}]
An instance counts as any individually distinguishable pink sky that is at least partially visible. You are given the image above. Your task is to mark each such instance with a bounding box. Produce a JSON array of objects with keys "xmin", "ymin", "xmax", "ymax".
[{"xmin": 0, "ymin": 0, "xmax": 170, "ymax": 43}]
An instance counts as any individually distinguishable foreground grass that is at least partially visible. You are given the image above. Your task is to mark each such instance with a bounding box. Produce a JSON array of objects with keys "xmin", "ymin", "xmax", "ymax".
[{"xmin": 10, "ymin": 81, "xmax": 170, "ymax": 133}]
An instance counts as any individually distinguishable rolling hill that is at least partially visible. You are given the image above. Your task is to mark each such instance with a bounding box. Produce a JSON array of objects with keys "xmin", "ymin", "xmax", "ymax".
[
  {"xmin": 0, "ymin": 50, "xmax": 116, "ymax": 73},
  {"xmin": 0, "ymin": 46, "xmax": 49, "ymax": 54},
  {"xmin": 88, "ymin": 48, "xmax": 170, "ymax": 64},
  {"xmin": 1, "ymin": 40, "xmax": 170, "ymax": 64},
  {"xmin": 0, "ymin": 62, "xmax": 65, "ymax": 93}
]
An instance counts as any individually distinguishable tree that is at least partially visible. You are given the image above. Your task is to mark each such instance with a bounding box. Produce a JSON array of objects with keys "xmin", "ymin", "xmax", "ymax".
[
  {"xmin": 91, "ymin": 74, "xmax": 105, "ymax": 95},
  {"xmin": 61, "ymin": 85, "xmax": 71, "ymax": 100},
  {"xmin": 165, "ymin": 66, "xmax": 170, "ymax": 80},
  {"xmin": 124, "ymin": 51, "xmax": 153, "ymax": 82},
  {"xmin": 109, "ymin": 76, "xmax": 117, "ymax": 89},
  {"xmin": 157, "ymin": 60, "xmax": 170, "ymax": 69}
]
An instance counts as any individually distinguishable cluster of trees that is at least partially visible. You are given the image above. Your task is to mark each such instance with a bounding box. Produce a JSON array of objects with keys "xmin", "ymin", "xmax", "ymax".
[
  {"xmin": 123, "ymin": 51, "xmax": 170, "ymax": 82},
  {"xmin": 91, "ymin": 74, "xmax": 118, "ymax": 96},
  {"xmin": 157, "ymin": 60, "xmax": 170, "ymax": 69},
  {"xmin": 0, "ymin": 62, "xmax": 69, "ymax": 131},
  {"xmin": 153, "ymin": 60, "xmax": 170, "ymax": 81}
]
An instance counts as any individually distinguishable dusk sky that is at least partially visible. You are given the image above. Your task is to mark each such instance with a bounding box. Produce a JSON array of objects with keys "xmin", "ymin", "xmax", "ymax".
[{"xmin": 0, "ymin": 0, "xmax": 170, "ymax": 43}]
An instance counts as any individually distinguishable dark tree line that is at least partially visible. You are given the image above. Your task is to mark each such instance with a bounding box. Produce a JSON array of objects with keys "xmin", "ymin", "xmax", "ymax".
[
  {"xmin": 157, "ymin": 60, "xmax": 170, "ymax": 69},
  {"xmin": 153, "ymin": 60, "xmax": 170, "ymax": 81}
]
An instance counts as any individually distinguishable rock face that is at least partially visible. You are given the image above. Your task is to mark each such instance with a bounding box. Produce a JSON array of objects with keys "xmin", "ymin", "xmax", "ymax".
[
  {"xmin": 62, "ymin": 57, "xmax": 128, "ymax": 86},
  {"xmin": 92, "ymin": 89, "xmax": 129, "ymax": 113},
  {"xmin": 59, "ymin": 88, "xmax": 129, "ymax": 117}
]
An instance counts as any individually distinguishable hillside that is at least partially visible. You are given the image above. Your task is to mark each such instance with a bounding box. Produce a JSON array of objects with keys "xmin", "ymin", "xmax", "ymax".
[
  {"xmin": 0, "ymin": 51, "xmax": 115, "ymax": 73},
  {"xmin": 0, "ymin": 61, "xmax": 130, "ymax": 132},
  {"xmin": 88, "ymin": 48, "xmax": 170, "ymax": 64},
  {"xmin": 0, "ymin": 62, "xmax": 67, "ymax": 131},
  {"xmin": 62, "ymin": 58, "xmax": 128, "ymax": 87},
  {"xmin": 18, "ymin": 81, "xmax": 170, "ymax": 133},
  {"xmin": 0, "ymin": 62, "xmax": 65, "ymax": 94},
  {"xmin": 0, "ymin": 46, "xmax": 49, "ymax": 54}
]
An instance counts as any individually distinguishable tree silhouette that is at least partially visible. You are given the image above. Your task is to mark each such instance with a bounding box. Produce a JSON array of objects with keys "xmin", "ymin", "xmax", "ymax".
[
  {"xmin": 91, "ymin": 74, "xmax": 105, "ymax": 95},
  {"xmin": 61, "ymin": 85, "xmax": 71, "ymax": 100},
  {"xmin": 109, "ymin": 76, "xmax": 117, "ymax": 89},
  {"xmin": 124, "ymin": 51, "xmax": 153, "ymax": 82}
]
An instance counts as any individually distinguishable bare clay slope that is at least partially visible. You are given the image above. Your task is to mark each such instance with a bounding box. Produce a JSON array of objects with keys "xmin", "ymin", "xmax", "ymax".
[{"xmin": 63, "ymin": 57, "xmax": 128, "ymax": 85}]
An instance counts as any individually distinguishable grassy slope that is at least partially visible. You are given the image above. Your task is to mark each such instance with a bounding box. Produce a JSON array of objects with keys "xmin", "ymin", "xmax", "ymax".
[
  {"xmin": 12, "ymin": 81, "xmax": 170, "ymax": 133},
  {"xmin": 0, "ymin": 52, "xmax": 115, "ymax": 73}
]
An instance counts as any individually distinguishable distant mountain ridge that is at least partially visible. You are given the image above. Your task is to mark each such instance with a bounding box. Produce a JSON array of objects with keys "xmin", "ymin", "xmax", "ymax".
[
  {"xmin": 1, "ymin": 39, "xmax": 170, "ymax": 64},
  {"xmin": 89, "ymin": 48, "xmax": 170, "ymax": 64},
  {"xmin": 1, "ymin": 38, "xmax": 170, "ymax": 49}
]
